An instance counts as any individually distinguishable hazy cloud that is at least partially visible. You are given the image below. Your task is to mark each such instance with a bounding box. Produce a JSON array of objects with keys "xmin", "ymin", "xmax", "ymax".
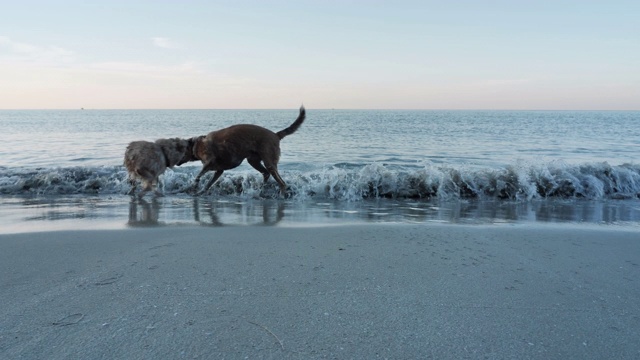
[
  {"xmin": 0, "ymin": 36, "xmax": 200, "ymax": 78},
  {"xmin": 0, "ymin": 36, "xmax": 75, "ymax": 65},
  {"xmin": 89, "ymin": 61, "xmax": 202, "ymax": 76},
  {"xmin": 485, "ymin": 78, "xmax": 532, "ymax": 86},
  {"xmin": 152, "ymin": 37, "xmax": 179, "ymax": 49}
]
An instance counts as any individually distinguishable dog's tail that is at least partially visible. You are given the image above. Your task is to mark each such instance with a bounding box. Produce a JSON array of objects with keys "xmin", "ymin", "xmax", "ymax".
[{"xmin": 276, "ymin": 105, "xmax": 306, "ymax": 140}]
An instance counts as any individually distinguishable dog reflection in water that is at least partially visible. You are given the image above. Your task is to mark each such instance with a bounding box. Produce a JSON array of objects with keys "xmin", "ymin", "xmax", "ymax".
[
  {"xmin": 127, "ymin": 198, "xmax": 161, "ymax": 227},
  {"xmin": 127, "ymin": 198, "xmax": 285, "ymax": 227},
  {"xmin": 193, "ymin": 199, "xmax": 285, "ymax": 226}
]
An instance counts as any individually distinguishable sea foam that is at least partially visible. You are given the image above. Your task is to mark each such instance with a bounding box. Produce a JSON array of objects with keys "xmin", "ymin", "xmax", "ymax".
[{"xmin": 1, "ymin": 161, "xmax": 638, "ymax": 201}]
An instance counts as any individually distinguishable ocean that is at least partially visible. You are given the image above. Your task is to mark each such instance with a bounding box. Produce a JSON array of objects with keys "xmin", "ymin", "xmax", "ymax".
[{"xmin": 1, "ymin": 109, "xmax": 639, "ymax": 232}]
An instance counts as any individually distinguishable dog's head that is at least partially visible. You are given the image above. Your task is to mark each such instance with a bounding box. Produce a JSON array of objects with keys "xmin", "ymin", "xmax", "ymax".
[
  {"xmin": 176, "ymin": 136, "xmax": 204, "ymax": 165},
  {"xmin": 154, "ymin": 138, "xmax": 192, "ymax": 167}
]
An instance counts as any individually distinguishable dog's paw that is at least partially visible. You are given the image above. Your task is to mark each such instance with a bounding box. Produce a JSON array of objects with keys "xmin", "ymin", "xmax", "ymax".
[
  {"xmin": 282, "ymin": 187, "xmax": 295, "ymax": 199},
  {"xmin": 189, "ymin": 189, "xmax": 207, "ymax": 197}
]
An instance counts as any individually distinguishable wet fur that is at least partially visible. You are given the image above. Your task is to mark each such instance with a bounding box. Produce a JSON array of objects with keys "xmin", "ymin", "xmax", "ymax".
[
  {"xmin": 190, "ymin": 106, "xmax": 306, "ymax": 195},
  {"xmin": 124, "ymin": 138, "xmax": 194, "ymax": 197}
]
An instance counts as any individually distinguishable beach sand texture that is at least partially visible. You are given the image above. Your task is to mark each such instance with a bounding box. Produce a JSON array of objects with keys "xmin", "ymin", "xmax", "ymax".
[{"xmin": 1, "ymin": 224, "xmax": 639, "ymax": 359}]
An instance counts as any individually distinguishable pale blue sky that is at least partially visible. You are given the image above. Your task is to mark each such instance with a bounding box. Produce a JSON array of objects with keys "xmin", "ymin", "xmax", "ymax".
[{"xmin": 1, "ymin": 0, "xmax": 638, "ymax": 109}]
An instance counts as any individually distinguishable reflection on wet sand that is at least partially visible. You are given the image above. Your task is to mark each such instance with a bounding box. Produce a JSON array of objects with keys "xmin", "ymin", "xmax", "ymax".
[
  {"xmin": 304, "ymin": 199, "xmax": 640, "ymax": 226},
  {"xmin": 127, "ymin": 198, "xmax": 161, "ymax": 227},
  {"xmin": 126, "ymin": 197, "xmax": 286, "ymax": 227},
  {"xmin": 125, "ymin": 196, "xmax": 640, "ymax": 228},
  {"xmin": 1, "ymin": 194, "xmax": 638, "ymax": 234},
  {"xmin": 192, "ymin": 198, "xmax": 285, "ymax": 226}
]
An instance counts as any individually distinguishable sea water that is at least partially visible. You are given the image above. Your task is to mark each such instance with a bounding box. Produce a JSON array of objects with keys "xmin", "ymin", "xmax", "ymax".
[{"xmin": 1, "ymin": 109, "xmax": 639, "ymax": 232}]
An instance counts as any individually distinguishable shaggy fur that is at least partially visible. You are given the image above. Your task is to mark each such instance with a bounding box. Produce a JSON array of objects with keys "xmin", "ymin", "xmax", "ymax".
[
  {"xmin": 124, "ymin": 138, "xmax": 194, "ymax": 197},
  {"xmin": 190, "ymin": 106, "xmax": 306, "ymax": 196}
]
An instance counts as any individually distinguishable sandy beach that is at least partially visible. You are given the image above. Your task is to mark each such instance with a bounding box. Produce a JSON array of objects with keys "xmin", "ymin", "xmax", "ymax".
[{"xmin": 1, "ymin": 224, "xmax": 639, "ymax": 359}]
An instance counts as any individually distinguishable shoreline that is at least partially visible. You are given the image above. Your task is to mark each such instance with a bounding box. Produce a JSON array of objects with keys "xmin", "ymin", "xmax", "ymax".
[{"xmin": 1, "ymin": 224, "xmax": 639, "ymax": 359}]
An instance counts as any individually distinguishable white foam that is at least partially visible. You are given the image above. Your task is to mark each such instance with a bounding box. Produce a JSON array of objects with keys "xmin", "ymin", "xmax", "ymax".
[{"xmin": 1, "ymin": 161, "xmax": 639, "ymax": 201}]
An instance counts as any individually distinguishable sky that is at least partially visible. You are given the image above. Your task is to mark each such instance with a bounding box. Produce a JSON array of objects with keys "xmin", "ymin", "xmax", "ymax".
[{"xmin": 0, "ymin": 0, "xmax": 638, "ymax": 110}]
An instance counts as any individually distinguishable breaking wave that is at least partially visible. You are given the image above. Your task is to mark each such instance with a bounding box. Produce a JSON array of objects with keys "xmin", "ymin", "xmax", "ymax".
[{"xmin": 1, "ymin": 161, "xmax": 639, "ymax": 201}]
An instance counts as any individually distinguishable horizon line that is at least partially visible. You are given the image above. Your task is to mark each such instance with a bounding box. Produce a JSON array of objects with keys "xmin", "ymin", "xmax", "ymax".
[{"xmin": 1, "ymin": 108, "xmax": 639, "ymax": 112}]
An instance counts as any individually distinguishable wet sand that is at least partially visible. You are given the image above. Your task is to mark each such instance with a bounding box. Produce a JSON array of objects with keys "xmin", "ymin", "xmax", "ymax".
[{"xmin": 1, "ymin": 224, "xmax": 639, "ymax": 359}]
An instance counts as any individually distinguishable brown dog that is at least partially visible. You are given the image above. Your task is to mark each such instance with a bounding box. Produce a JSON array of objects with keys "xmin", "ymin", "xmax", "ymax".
[
  {"xmin": 124, "ymin": 138, "xmax": 194, "ymax": 197},
  {"xmin": 190, "ymin": 106, "xmax": 306, "ymax": 196}
]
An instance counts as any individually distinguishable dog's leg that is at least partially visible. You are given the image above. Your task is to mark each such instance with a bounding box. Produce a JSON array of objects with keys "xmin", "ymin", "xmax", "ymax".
[
  {"xmin": 153, "ymin": 179, "xmax": 164, "ymax": 197},
  {"xmin": 190, "ymin": 166, "xmax": 212, "ymax": 194},
  {"xmin": 133, "ymin": 169, "xmax": 156, "ymax": 197},
  {"xmin": 263, "ymin": 157, "xmax": 288, "ymax": 196},
  {"xmin": 127, "ymin": 177, "xmax": 137, "ymax": 195},
  {"xmin": 247, "ymin": 157, "xmax": 271, "ymax": 183},
  {"xmin": 138, "ymin": 180, "xmax": 153, "ymax": 199},
  {"xmin": 266, "ymin": 165, "xmax": 288, "ymax": 196},
  {"xmin": 201, "ymin": 170, "xmax": 224, "ymax": 194}
]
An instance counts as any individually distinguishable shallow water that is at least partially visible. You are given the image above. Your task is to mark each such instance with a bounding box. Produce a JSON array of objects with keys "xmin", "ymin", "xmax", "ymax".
[{"xmin": 1, "ymin": 195, "xmax": 639, "ymax": 234}]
